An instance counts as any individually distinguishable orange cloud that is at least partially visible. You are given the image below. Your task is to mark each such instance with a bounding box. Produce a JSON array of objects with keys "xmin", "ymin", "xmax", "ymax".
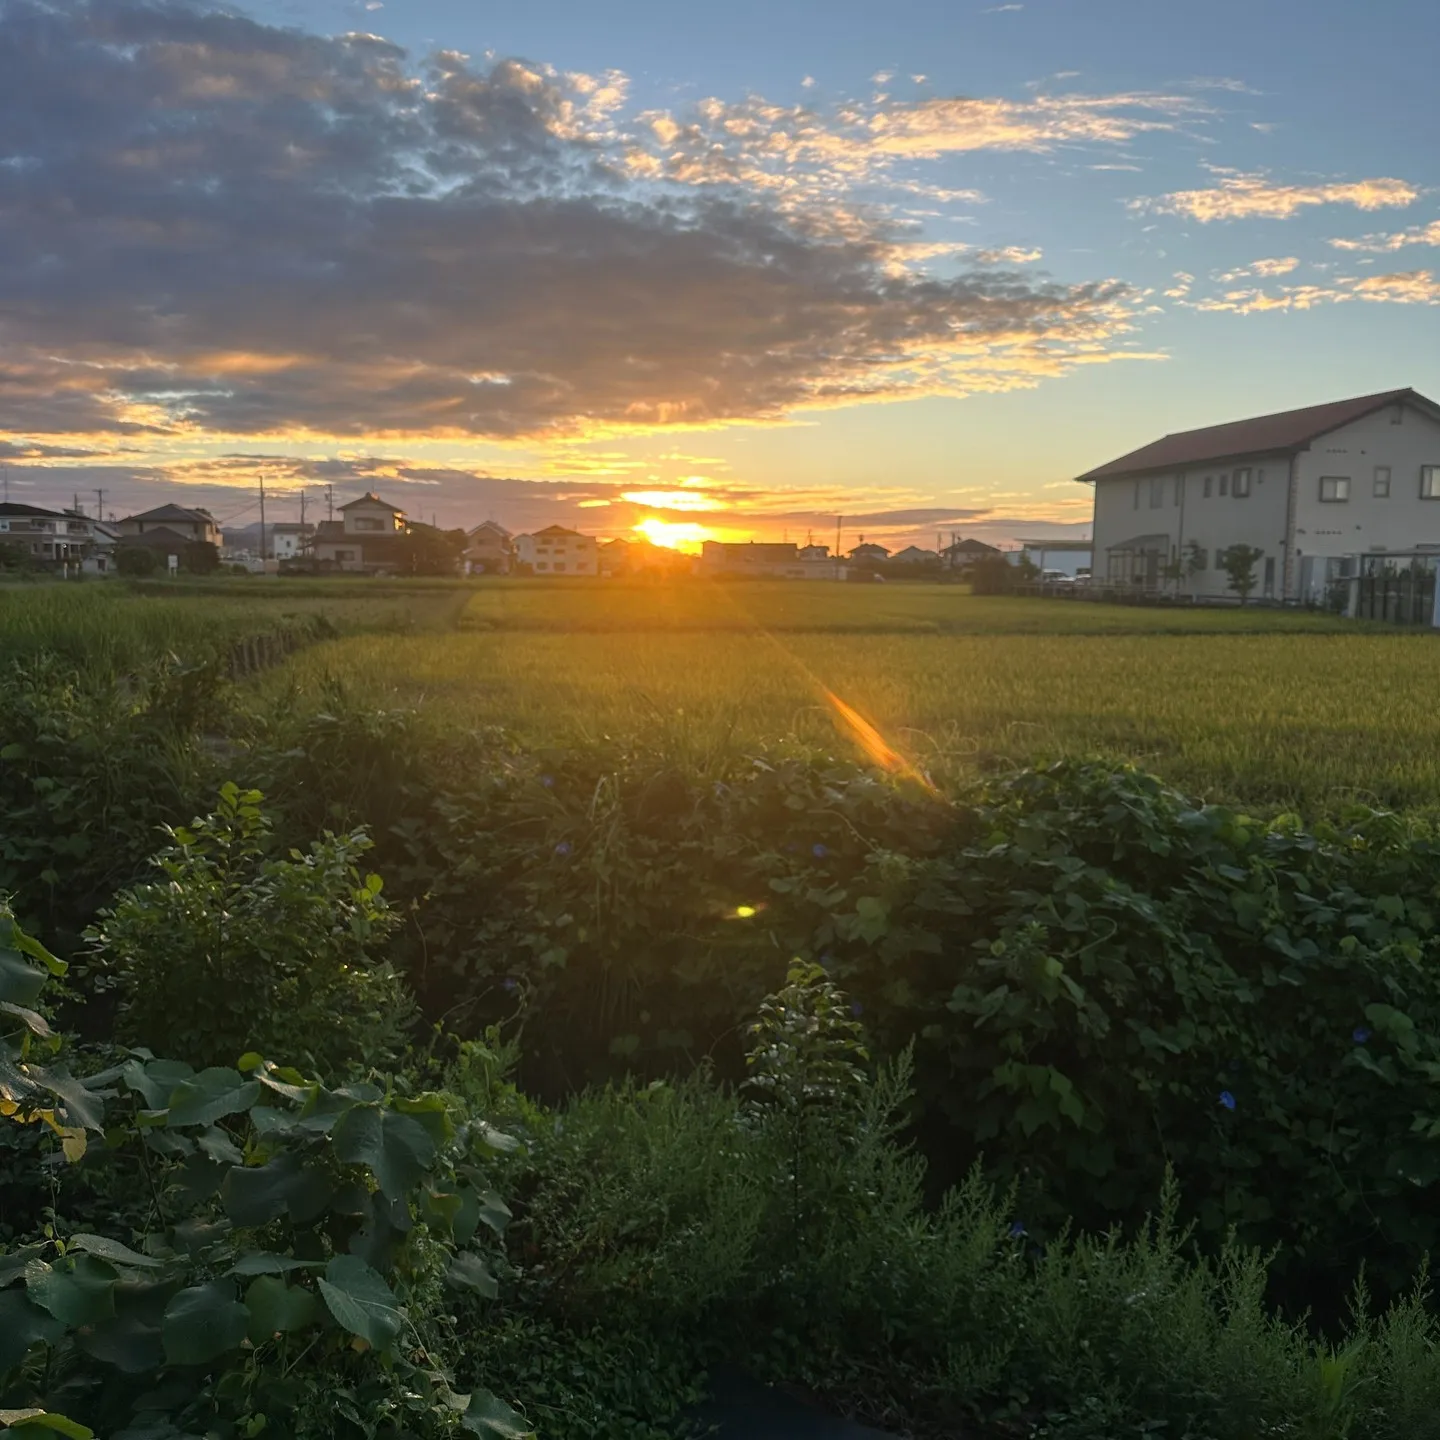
[{"xmin": 1138, "ymin": 172, "xmax": 1418, "ymax": 222}]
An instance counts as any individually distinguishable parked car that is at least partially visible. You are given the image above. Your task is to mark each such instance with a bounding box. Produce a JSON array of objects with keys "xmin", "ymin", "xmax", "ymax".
[{"xmin": 1041, "ymin": 569, "xmax": 1074, "ymax": 585}]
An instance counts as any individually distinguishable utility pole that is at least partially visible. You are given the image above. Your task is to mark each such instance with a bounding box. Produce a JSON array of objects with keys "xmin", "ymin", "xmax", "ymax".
[
  {"xmin": 299, "ymin": 491, "xmax": 307, "ymax": 528},
  {"xmin": 259, "ymin": 473, "xmax": 267, "ymax": 571},
  {"xmin": 96, "ymin": 490, "xmax": 106, "ymax": 528},
  {"xmin": 835, "ymin": 514, "xmax": 842, "ymax": 580},
  {"xmin": 325, "ymin": 484, "xmax": 334, "ymax": 523},
  {"xmin": 73, "ymin": 491, "xmax": 81, "ymax": 516}
]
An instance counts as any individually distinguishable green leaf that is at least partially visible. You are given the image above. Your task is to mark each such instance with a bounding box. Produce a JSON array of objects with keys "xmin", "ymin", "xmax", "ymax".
[
  {"xmin": 316, "ymin": 1254, "xmax": 403, "ymax": 1349},
  {"xmin": 445, "ymin": 1252, "xmax": 498, "ymax": 1299},
  {"xmin": 26, "ymin": 1255, "xmax": 118, "ymax": 1327},
  {"xmin": 0, "ymin": 1002, "xmax": 52, "ymax": 1040},
  {"xmin": 166, "ymin": 1068, "xmax": 261, "ymax": 1129},
  {"xmin": 0, "ymin": 1245, "xmax": 49, "ymax": 1289},
  {"xmin": 65, "ymin": 1235, "xmax": 163, "ymax": 1269},
  {"xmin": 162, "ymin": 1281, "xmax": 250, "ymax": 1365},
  {"xmin": 331, "ymin": 1105, "xmax": 436, "ymax": 1201},
  {"xmin": 0, "ymin": 1411, "xmax": 94, "ymax": 1438},
  {"xmin": 0, "ymin": 1290, "xmax": 65, "ymax": 1370},
  {"xmin": 460, "ymin": 1391, "xmax": 533, "ymax": 1438},
  {"xmin": 0, "ymin": 951, "xmax": 48, "ymax": 1010},
  {"xmin": 221, "ymin": 1153, "xmax": 334, "ymax": 1227},
  {"xmin": 243, "ymin": 1275, "xmax": 319, "ymax": 1344},
  {"xmin": 228, "ymin": 1253, "xmax": 325, "ymax": 1277}
]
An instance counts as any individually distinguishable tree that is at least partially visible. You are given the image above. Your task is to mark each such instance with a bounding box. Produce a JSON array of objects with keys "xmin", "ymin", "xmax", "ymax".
[
  {"xmin": 396, "ymin": 523, "xmax": 465, "ymax": 576},
  {"xmin": 115, "ymin": 544, "xmax": 158, "ymax": 577},
  {"xmin": 182, "ymin": 539, "xmax": 221, "ymax": 574},
  {"xmin": 1221, "ymin": 543, "xmax": 1264, "ymax": 605},
  {"xmin": 1182, "ymin": 540, "xmax": 1207, "ymax": 597}
]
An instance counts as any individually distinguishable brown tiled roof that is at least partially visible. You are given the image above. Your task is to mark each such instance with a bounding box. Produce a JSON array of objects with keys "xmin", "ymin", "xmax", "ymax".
[
  {"xmin": 1075, "ymin": 388, "xmax": 1438, "ymax": 483},
  {"xmin": 118, "ymin": 526, "xmax": 196, "ymax": 549},
  {"xmin": 338, "ymin": 492, "xmax": 403, "ymax": 512},
  {"xmin": 126, "ymin": 504, "xmax": 215, "ymax": 524}
]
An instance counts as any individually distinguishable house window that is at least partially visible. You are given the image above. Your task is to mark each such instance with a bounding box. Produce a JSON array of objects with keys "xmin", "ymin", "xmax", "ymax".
[
  {"xmin": 1149, "ymin": 477, "xmax": 1165, "ymax": 509},
  {"xmin": 1374, "ymin": 466, "xmax": 1391, "ymax": 498},
  {"xmin": 1318, "ymin": 476, "xmax": 1350, "ymax": 502},
  {"xmin": 536, "ymin": 562, "xmax": 549, "ymax": 571},
  {"xmin": 335, "ymin": 549, "xmax": 355, "ymax": 562},
  {"xmin": 353, "ymin": 517, "xmax": 383, "ymax": 531},
  {"xmin": 1203, "ymin": 476, "xmax": 1213, "ymax": 499},
  {"xmin": 1233, "ymin": 468, "xmax": 1252, "ymax": 497},
  {"xmin": 1422, "ymin": 466, "xmax": 1440, "ymax": 499},
  {"xmin": 1218, "ymin": 474, "xmax": 1230, "ymax": 497},
  {"xmin": 554, "ymin": 562, "xmax": 566, "ymax": 572},
  {"xmin": 1133, "ymin": 480, "xmax": 1141, "ymax": 510},
  {"xmin": 1173, "ymin": 476, "xmax": 1183, "ymax": 505}
]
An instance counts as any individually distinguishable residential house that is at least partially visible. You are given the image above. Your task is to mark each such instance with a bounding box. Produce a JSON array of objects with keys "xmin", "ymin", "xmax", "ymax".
[
  {"xmin": 848, "ymin": 542, "xmax": 891, "ymax": 564},
  {"xmin": 312, "ymin": 493, "xmax": 408, "ymax": 573},
  {"xmin": 890, "ymin": 545, "xmax": 939, "ymax": 565},
  {"xmin": 118, "ymin": 504, "xmax": 220, "ymax": 547},
  {"xmin": 699, "ymin": 540, "xmax": 841, "ymax": 580},
  {"xmin": 1079, "ymin": 388, "xmax": 1440, "ymax": 602},
  {"xmin": 601, "ymin": 538, "xmax": 692, "ymax": 577},
  {"xmin": 465, "ymin": 520, "xmax": 513, "ymax": 575},
  {"xmin": 0, "ymin": 503, "xmax": 108, "ymax": 566},
  {"xmin": 940, "ymin": 537, "xmax": 1001, "ymax": 571},
  {"xmin": 514, "ymin": 525, "xmax": 598, "ymax": 576},
  {"xmin": 1015, "ymin": 538, "xmax": 1093, "ymax": 578}
]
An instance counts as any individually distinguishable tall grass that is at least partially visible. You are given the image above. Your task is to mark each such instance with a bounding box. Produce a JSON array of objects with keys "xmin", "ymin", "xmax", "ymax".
[{"xmin": 266, "ymin": 625, "xmax": 1440, "ymax": 810}]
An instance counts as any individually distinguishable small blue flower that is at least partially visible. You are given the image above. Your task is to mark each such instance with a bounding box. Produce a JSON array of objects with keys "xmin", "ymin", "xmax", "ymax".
[
  {"xmin": 540, "ymin": 774, "xmax": 554, "ymax": 788},
  {"xmin": 500, "ymin": 978, "xmax": 518, "ymax": 993},
  {"xmin": 850, "ymin": 1000, "xmax": 863, "ymax": 1017},
  {"xmin": 1219, "ymin": 1090, "xmax": 1236, "ymax": 1112},
  {"xmin": 812, "ymin": 843, "xmax": 828, "ymax": 859},
  {"xmin": 1353, "ymin": 1026, "xmax": 1372, "ymax": 1045},
  {"xmin": 1008, "ymin": 1221, "xmax": 1027, "ymax": 1239},
  {"xmin": 554, "ymin": 840, "xmax": 572, "ymax": 857}
]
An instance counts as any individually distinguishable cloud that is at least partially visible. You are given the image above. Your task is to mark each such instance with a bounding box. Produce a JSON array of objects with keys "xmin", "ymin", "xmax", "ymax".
[
  {"xmin": 1187, "ymin": 268, "xmax": 1440, "ymax": 314},
  {"xmin": 1136, "ymin": 170, "xmax": 1418, "ymax": 222},
  {"xmin": 975, "ymin": 246, "xmax": 1043, "ymax": 264},
  {"xmin": 1329, "ymin": 219, "xmax": 1440, "ymax": 253},
  {"xmin": 1214, "ymin": 256, "xmax": 1299, "ymax": 281},
  {"xmin": 982, "ymin": 3, "xmax": 1024, "ymax": 11},
  {"xmin": 0, "ymin": 0, "xmax": 1153, "ymax": 458}
]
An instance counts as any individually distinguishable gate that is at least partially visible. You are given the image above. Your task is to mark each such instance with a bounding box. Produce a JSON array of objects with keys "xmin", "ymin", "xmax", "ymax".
[{"xmin": 1355, "ymin": 554, "xmax": 1439, "ymax": 625}]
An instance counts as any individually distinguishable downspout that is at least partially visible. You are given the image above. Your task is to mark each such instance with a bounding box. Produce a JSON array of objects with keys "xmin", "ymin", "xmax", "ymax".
[
  {"xmin": 1281, "ymin": 452, "xmax": 1300, "ymax": 600},
  {"xmin": 1175, "ymin": 471, "xmax": 1187, "ymax": 597}
]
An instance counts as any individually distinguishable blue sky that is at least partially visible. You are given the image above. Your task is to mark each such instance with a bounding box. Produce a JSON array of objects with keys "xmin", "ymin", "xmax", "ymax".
[{"xmin": 2, "ymin": 0, "xmax": 1437, "ymax": 547}]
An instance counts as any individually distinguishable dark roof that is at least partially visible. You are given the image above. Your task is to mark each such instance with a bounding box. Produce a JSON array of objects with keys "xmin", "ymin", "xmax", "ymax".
[
  {"xmin": 942, "ymin": 537, "xmax": 1000, "ymax": 555},
  {"xmin": 313, "ymin": 520, "xmax": 345, "ymax": 540},
  {"xmin": 118, "ymin": 526, "xmax": 198, "ymax": 550},
  {"xmin": 704, "ymin": 541, "xmax": 799, "ymax": 559},
  {"xmin": 339, "ymin": 492, "xmax": 403, "ymax": 512},
  {"xmin": 531, "ymin": 524, "xmax": 586, "ymax": 538},
  {"xmin": 126, "ymin": 504, "xmax": 215, "ymax": 524},
  {"xmin": 848, "ymin": 542, "xmax": 891, "ymax": 557},
  {"xmin": 0, "ymin": 502, "xmax": 64, "ymax": 519},
  {"xmin": 1076, "ymin": 388, "xmax": 1439, "ymax": 483}
]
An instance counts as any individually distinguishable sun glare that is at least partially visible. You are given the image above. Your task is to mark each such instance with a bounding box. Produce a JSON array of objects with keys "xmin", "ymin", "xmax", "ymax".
[{"xmin": 634, "ymin": 517, "xmax": 713, "ymax": 551}]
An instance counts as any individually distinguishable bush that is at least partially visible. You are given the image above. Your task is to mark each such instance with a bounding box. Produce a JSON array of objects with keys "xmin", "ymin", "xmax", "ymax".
[
  {"xmin": 114, "ymin": 545, "xmax": 158, "ymax": 577},
  {"xmin": 0, "ymin": 905, "xmax": 529, "ymax": 1440},
  {"xmin": 85, "ymin": 783, "xmax": 414, "ymax": 1078}
]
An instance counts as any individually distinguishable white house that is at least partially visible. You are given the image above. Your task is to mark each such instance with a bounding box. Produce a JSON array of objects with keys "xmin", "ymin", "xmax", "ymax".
[
  {"xmin": 311, "ymin": 492, "xmax": 408, "ymax": 572},
  {"xmin": 515, "ymin": 525, "xmax": 598, "ymax": 576},
  {"xmin": 118, "ymin": 504, "xmax": 220, "ymax": 547},
  {"xmin": 1079, "ymin": 388, "xmax": 1440, "ymax": 603}
]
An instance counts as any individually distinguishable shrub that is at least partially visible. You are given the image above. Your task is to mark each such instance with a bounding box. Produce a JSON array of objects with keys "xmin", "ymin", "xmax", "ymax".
[
  {"xmin": 114, "ymin": 545, "xmax": 158, "ymax": 577},
  {"xmin": 0, "ymin": 905, "xmax": 531, "ymax": 1440},
  {"xmin": 86, "ymin": 784, "xmax": 414, "ymax": 1078}
]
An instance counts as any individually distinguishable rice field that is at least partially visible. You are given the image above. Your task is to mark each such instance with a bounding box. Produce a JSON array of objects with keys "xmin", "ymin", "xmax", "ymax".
[{"xmin": 258, "ymin": 581, "xmax": 1440, "ymax": 812}]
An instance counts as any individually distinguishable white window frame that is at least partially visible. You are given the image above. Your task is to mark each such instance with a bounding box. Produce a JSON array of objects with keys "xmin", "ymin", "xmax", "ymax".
[
  {"xmin": 1318, "ymin": 476, "xmax": 1350, "ymax": 503},
  {"xmin": 1232, "ymin": 468, "xmax": 1252, "ymax": 498},
  {"xmin": 1219, "ymin": 473, "xmax": 1230, "ymax": 497},
  {"xmin": 1203, "ymin": 476, "xmax": 1213, "ymax": 499},
  {"xmin": 1374, "ymin": 466, "xmax": 1392, "ymax": 498},
  {"xmin": 1149, "ymin": 476, "xmax": 1165, "ymax": 509},
  {"xmin": 1421, "ymin": 466, "xmax": 1440, "ymax": 500}
]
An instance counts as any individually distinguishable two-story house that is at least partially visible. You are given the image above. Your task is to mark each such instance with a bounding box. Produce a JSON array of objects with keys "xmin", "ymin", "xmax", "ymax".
[
  {"xmin": 311, "ymin": 493, "xmax": 408, "ymax": 572},
  {"xmin": 465, "ymin": 520, "xmax": 514, "ymax": 575},
  {"xmin": 1080, "ymin": 388, "xmax": 1440, "ymax": 602},
  {"xmin": 118, "ymin": 504, "xmax": 220, "ymax": 547},
  {"xmin": 0, "ymin": 503, "xmax": 101, "ymax": 564},
  {"xmin": 514, "ymin": 525, "xmax": 598, "ymax": 576}
]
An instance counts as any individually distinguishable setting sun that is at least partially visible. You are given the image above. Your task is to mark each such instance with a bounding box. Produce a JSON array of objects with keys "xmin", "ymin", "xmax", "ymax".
[
  {"xmin": 634, "ymin": 517, "xmax": 714, "ymax": 551},
  {"xmin": 620, "ymin": 489, "xmax": 722, "ymax": 512}
]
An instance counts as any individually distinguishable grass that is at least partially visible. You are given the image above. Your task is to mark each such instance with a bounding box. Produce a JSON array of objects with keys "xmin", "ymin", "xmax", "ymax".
[{"xmin": 255, "ymin": 581, "xmax": 1440, "ymax": 812}]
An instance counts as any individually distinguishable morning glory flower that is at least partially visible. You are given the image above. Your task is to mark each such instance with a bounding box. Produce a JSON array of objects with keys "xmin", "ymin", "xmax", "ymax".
[
  {"xmin": 1353, "ymin": 1027, "xmax": 1372, "ymax": 1045},
  {"xmin": 850, "ymin": 1000, "xmax": 863, "ymax": 1017},
  {"xmin": 554, "ymin": 840, "xmax": 572, "ymax": 857},
  {"xmin": 812, "ymin": 843, "xmax": 828, "ymax": 859},
  {"xmin": 1219, "ymin": 1091, "xmax": 1236, "ymax": 1112},
  {"xmin": 500, "ymin": 978, "xmax": 518, "ymax": 993},
  {"xmin": 540, "ymin": 774, "xmax": 554, "ymax": 788},
  {"xmin": 1008, "ymin": 1221, "xmax": 1027, "ymax": 1238}
]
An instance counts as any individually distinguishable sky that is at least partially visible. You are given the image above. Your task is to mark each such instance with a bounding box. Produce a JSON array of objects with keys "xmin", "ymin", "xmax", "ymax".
[{"xmin": 1, "ymin": 0, "xmax": 1438, "ymax": 551}]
